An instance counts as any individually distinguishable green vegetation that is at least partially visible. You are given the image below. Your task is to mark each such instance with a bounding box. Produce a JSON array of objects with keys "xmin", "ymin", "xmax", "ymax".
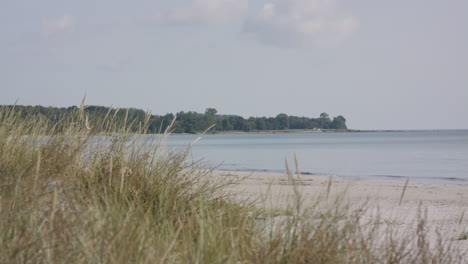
[
  {"xmin": 457, "ymin": 231, "xmax": 468, "ymax": 241},
  {"xmin": 1, "ymin": 104, "xmax": 347, "ymax": 134},
  {"xmin": 0, "ymin": 103, "xmax": 464, "ymax": 263}
]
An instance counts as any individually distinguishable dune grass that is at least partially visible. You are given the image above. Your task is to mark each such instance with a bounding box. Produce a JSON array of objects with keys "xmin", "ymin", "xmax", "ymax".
[{"xmin": 0, "ymin": 103, "xmax": 465, "ymax": 263}]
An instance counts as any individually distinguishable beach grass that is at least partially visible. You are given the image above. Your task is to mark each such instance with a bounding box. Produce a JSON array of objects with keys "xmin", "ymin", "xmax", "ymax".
[{"xmin": 0, "ymin": 102, "xmax": 465, "ymax": 263}]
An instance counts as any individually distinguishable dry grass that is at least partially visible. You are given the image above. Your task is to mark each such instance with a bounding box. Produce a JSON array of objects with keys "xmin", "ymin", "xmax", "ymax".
[{"xmin": 0, "ymin": 102, "xmax": 466, "ymax": 263}]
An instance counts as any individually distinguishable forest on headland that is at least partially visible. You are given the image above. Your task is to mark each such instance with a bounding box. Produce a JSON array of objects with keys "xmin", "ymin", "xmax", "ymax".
[{"xmin": 1, "ymin": 105, "xmax": 347, "ymax": 133}]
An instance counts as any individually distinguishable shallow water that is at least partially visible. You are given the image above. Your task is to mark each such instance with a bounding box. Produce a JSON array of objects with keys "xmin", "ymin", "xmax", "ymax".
[{"xmin": 161, "ymin": 130, "xmax": 468, "ymax": 184}]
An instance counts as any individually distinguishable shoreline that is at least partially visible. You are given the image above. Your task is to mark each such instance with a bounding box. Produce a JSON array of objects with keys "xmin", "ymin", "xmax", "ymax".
[
  {"xmin": 213, "ymin": 169, "xmax": 468, "ymax": 185},
  {"xmin": 213, "ymin": 170, "xmax": 468, "ymax": 204},
  {"xmin": 205, "ymin": 129, "xmax": 468, "ymax": 135},
  {"xmin": 210, "ymin": 170, "xmax": 468, "ymax": 251},
  {"xmin": 97, "ymin": 128, "xmax": 361, "ymax": 136},
  {"xmin": 206, "ymin": 129, "xmax": 362, "ymax": 134},
  {"xmin": 97, "ymin": 128, "xmax": 468, "ymax": 136}
]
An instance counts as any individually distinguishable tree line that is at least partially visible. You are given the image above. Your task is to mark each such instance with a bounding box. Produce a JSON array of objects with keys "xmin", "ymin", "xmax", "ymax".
[{"xmin": 1, "ymin": 105, "xmax": 347, "ymax": 133}]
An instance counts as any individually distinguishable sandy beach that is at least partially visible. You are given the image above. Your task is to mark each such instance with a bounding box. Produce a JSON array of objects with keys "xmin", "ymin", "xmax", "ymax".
[{"xmin": 211, "ymin": 170, "xmax": 468, "ymax": 253}]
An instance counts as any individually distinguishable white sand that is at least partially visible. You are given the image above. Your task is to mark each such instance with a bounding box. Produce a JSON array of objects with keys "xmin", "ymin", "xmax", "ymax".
[{"xmin": 210, "ymin": 170, "xmax": 468, "ymax": 253}]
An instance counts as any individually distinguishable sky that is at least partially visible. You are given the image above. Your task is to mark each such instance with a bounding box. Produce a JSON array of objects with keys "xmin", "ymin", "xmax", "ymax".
[{"xmin": 1, "ymin": 0, "xmax": 467, "ymax": 130}]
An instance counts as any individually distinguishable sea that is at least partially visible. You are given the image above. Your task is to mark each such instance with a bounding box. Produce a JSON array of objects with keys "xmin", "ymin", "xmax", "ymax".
[{"xmin": 161, "ymin": 130, "xmax": 468, "ymax": 184}]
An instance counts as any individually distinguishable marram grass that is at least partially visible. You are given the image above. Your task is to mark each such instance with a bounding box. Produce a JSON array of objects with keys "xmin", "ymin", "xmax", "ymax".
[{"xmin": 0, "ymin": 103, "xmax": 465, "ymax": 263}]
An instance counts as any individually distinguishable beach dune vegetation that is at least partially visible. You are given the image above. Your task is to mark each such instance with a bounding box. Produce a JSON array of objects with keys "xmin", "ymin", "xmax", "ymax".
[{"xmin": 0, "ymin": 102, "xmax": 465, "ymax": 263}]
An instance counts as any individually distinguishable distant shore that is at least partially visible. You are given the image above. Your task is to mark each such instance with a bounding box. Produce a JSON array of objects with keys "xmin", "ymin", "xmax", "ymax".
[
  {"xmin": 201, "ymin": 129, "xmax": 467, "ymax": 135},
  {"xmin": 98, "ymin": 129, "xmax": 467, "ymax": 136},
  {"xmin": 99, "ymin": 129, "xmax": 468, "ymax": 136},
  {"xmin": 206, "ymin": 129, "xmax": 364, "ymax": 134}
]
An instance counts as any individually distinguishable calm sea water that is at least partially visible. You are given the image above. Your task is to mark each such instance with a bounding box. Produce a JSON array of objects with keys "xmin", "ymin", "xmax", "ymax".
[{"xmin": 162, "ymin": 130, "xmax": 468, "ymax": 184}]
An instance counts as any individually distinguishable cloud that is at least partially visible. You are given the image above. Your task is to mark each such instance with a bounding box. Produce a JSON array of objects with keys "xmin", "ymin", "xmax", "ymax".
[
  {"xmin": 42, "ymin": 15, "xmax": 74, "ymax": 37},
  {"xmin": 243, "ymin": 0, "xmax": 358, "ymax": 47},
  {"xmin": 153, "ymin": 0, "xmax": 248, "ymax": 25}
]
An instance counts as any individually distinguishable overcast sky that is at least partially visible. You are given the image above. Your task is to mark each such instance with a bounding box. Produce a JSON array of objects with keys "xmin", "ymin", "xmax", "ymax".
[{"xmin": 1, "ymin": 0, "xmax": 467, "ymax": 129}]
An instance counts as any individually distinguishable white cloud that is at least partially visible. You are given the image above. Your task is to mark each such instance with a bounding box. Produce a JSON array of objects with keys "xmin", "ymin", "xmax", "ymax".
[
  {"xmin": 43, "ymin": 15, "xmax": 74, "ymax": 37},
  {"xmin": 243, "ymin": 0, "xmax": 358, "ymax": 47},
  {"xmin": 153, "ymin": 0, "xmax": 248, "ymax": 25}
]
